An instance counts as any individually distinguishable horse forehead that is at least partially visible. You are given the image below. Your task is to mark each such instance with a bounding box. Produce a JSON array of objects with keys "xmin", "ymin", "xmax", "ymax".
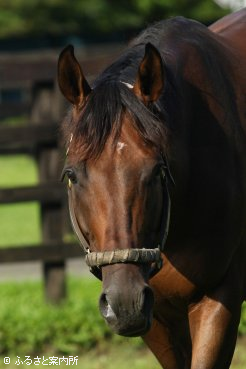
[
  {"xmin": 90, "ymin": 139, "xmax": 152, "ymax": 179},
  {"xmin": 117, "ymin": 141, "xmax": 127, "ymax": 153}
]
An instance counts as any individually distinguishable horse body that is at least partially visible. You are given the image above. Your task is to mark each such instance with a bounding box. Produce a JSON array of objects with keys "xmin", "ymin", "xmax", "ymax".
[
  {"xmin": 141, "ymin": 14, "xmax": 246, "ymax": 368},
  {"xmin": 58, "ymin": 9, "xmax": 246, "ymax": 369}
]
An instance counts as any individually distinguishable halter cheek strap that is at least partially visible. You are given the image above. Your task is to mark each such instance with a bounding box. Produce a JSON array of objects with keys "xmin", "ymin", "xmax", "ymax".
[
  {"xmin": 68, "ymin": 188, "xmax": 90, "ymax": 253},
  {"xmin": 159, "ymin": 166, "xmax": 171, "ymax": 251}
]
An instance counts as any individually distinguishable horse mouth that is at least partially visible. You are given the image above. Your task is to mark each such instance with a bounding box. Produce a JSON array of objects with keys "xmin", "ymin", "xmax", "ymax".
[{"xmin": 105, "ymin": 311, "xmax": 153, "ymax": 337}]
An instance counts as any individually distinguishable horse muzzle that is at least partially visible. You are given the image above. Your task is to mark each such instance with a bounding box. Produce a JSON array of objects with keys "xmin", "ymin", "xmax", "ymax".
[{"xmin": 99, "ymin": 264, "xmax": 154, "ymax": 337}]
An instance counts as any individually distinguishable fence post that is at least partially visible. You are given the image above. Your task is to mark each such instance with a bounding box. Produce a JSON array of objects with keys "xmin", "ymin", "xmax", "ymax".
[{"xmin": 30, "ymin": 83, "xmax": 66, "ymax": 303}]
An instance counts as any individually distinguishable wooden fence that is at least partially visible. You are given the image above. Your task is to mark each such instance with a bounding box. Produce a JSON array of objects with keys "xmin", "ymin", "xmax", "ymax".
[{"xmin": 0, "ymin": 44, "xmax": 123, "ymax": 302}]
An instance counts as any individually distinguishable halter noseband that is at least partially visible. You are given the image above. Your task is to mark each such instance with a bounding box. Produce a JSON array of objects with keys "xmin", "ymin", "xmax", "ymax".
[{"xmin": 66, "ymin": 154, "xmax": 172, "ymax": 280}]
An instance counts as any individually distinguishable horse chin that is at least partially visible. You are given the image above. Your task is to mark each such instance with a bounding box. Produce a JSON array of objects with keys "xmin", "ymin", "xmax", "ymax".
[{"xmin": 106, "ymin": 312, "xmax": 153, "ymax": 337}]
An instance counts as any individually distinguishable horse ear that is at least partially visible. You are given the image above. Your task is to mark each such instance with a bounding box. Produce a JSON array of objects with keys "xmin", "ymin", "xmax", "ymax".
[
  {"xmin": 57, "ymin": 45, "xmax": 91, "ymax": 106},
  {"xmin": 133, "ymin": 43, "xmax": 164, "ymax": 104}
]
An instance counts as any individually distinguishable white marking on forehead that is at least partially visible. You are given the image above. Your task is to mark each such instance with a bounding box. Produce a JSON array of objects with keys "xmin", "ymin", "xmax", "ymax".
[{"xmin": 117, "ymin": 141, "xmax": 127, "ymax": 153}]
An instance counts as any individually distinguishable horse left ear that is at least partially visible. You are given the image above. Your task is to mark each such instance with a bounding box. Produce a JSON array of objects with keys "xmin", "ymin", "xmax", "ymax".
[
  {"xmin": 57, "ymin": 45, "xmax": 91, "ymax": 107},
  {"xmin": 133, "ymin": 43, "xmax": 164, "ymax": 104}
]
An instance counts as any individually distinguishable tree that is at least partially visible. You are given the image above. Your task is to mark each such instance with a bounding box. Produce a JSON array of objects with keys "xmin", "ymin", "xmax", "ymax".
[{"xmin": 0, "ymin": 0, "xmax": 230, "ymax": 40}]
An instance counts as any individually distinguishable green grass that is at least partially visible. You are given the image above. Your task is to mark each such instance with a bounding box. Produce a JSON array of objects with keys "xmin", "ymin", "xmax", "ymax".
[
  {"xmin": 0, "ymin": 155, "xmax": 41, "ymax": 247},
  {"xmin": 0, "ymin": 343, "xmax": 245, "ymax": 369},
  {"xmin": 0, "ymin": 203, "xmax": 41, "ymax": 246},
  {"xmin": 61, "ymin": 338, "xmax": 246, "ymax": 369},
  {"xmin": 239, "ymin": 302, "xmax": 246, "ymax": 335},
  {"xmin": 0, "ymin": 278, "xmax": 244, "ymax": 369},
  {"xmin": 0, "ymin": 345, "xmax": 161, "ymax": 369},
  {"xmin": 0, "ymin": 115, "xmax": 28, "ymax": 127},
  {"xmin": 0, "ymin": 277, "xmax": 105, "ymax": 355},
  {"xmin": 0, "ymin": 155, "xmax": 38, "ymax": 187},
  {"xmin": 0, "ymin": 278, "xmax": 141, "ymax": 356},
  {"xmin": 232, "ymin": 337, "xmax": 246, "ymax": 369},
  {"xmin": 0, "ymin": 342, "xmax": 245, "ymax": 369}
]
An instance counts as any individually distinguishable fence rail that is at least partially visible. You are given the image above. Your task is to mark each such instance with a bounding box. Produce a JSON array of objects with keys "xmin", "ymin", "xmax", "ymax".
[
  {"xmin": 0, "ymin": 183, "xmax": 65, "ymax": 204},
  {"xmin": 0, "ymin": 243, "xmax": 82, "ymax": 263},
  {"xmin": 0, "ymin": 124, "xmax": 58, "ymax": 151}
]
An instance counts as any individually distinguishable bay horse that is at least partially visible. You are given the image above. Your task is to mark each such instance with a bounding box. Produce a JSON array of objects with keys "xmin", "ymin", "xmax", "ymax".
[{"xmin": 58, "ymin": 8, "xmax": 246, "ymax": 369}]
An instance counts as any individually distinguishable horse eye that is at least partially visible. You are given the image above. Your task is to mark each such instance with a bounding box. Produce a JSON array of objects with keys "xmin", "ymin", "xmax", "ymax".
[
  {"xmin": 67, "ymin": 169, "xmax": 77, "ymax": 183},
  {"xmin": 62, "ymin": 168, "xmax": 77, "ymax": 184}
]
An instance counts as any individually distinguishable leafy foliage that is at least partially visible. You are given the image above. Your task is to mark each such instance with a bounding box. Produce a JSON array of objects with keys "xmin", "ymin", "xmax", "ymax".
[
  {"xmin": 0, "ymin": 278, "xmax": 130, "ymax": 355},
  {"xmin": 0, "ymin": 0, "xmax": 230, "ymax": 40},
  {"xmin": 239, "ymin": 302, "xmax": 246, "ymax": 336},
  {"xmin": 0, "ymin": 278, "xmax": 245, "ymax": 356}
]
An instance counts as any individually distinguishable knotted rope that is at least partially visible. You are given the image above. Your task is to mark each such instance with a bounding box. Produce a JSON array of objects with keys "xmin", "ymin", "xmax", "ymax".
[{"xmin": 86, "ymin": 248, "xmax": 162, "ymax": 267}]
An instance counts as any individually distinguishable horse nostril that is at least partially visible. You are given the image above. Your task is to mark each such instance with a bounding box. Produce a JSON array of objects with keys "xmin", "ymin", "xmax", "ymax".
[{"xmin": 99, "ymin": 293, "xmax": 116, "ymax": 321}]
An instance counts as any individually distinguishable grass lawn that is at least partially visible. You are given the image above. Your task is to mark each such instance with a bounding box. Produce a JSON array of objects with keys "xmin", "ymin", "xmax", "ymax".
[
  {"xmin": 0, "ymin": 277, "xmax": 244, "ymax": 369},
  {"xmin": 68, "ymin": 338, "xmax": 246, "ymax": 369},
  {"xmin": 0, "ymin": 155, "xmax": 41, "ymax": 247},
  {"xmin": 0, "ymin": 345, "xmax": 160, "ymax": 369},
  {"xmin": 64, "ymin": 338, "xmax": 246, "ymax": 369},
  {"xmin": 0, "ymin": 339, "xmax": 245, "ymax": 369},
  {"xmin": 0, "ymin": 155, "xmax": 38, "ymax": 188}
]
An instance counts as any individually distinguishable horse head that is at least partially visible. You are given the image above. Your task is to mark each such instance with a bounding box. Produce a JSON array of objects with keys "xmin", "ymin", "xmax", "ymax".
[{"xmin": 58, "ymin": 44, "xmax": 171, "ymax": 337}]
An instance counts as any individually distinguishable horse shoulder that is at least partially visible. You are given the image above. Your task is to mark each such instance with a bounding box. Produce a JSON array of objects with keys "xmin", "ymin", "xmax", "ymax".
[
  {"xmin": 209, "ymin": 10, "xmax": 246, "ymax": 136},
  {"xmin": 209, "ymin": 9, "xmax": 246, "ymax": 59}
]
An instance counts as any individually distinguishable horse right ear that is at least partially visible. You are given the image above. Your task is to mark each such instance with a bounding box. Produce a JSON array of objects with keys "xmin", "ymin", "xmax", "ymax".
[{"xmin": 57, "ymin": 45, "xmax": 91, "ymax": 107}]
